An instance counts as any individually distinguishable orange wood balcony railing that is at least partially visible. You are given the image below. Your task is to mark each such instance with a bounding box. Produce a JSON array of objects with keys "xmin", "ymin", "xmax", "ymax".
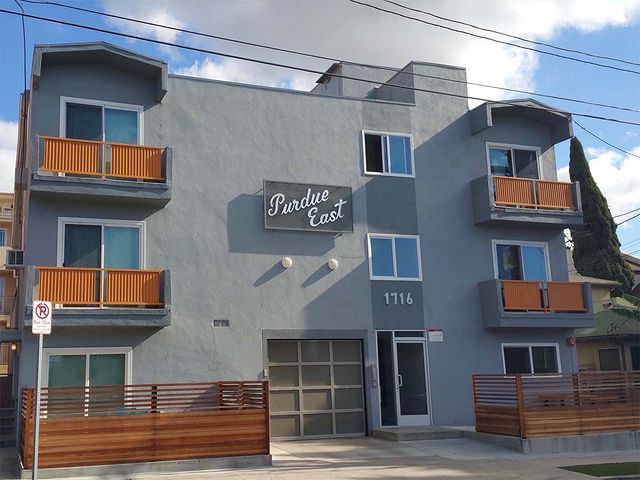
[
  {"xmin": 493, "ymin": 176, "xmax": 576, "ymax": 210},
  {"xmin": 501, "ymin": 280, "xmax": 587, "ymax": 312},
  {"xmin": 37, "ymin": 267, "xmax": 163, "ymax": 308},
  {"xmin": 39, "ymin": 136, "xmax": 165, "ymax": 181}
]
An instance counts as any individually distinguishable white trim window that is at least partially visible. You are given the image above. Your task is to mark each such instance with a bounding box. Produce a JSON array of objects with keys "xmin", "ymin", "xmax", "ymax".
[
  {"xmin": 492, "ymin": 240, "xmax": 550, "ymax": 282},
  {"xmin": 362, "ymin": 131, "xmax": 414, "ymax": 177},
  {"xmin": 0, "ymin": 227, "xmax": 6, "ymax": 246},
  {"xmin": 368, "ymin": 234, "xmax": 422, "ymax": 281},
  {"xmin": 60, "ymin": 96, "xmax": 144, "ymax": 145},
  {"xmin": 57, "ymin": 217, "xmax": 146, "ymax": 269},
  {"xmin": 597, "ymin": 347, "xmax": 623, "ymax": 371},
  {"xmin": 486, "ymin": 143, "xmax": 541, "ymax": 180},
  {"xmin": 42, "ymin": 347, "xmax": 132, "ymax": 388},
  {"xmin": 502, "ymin": 343, "xmax": 561, "ymax": 375}
]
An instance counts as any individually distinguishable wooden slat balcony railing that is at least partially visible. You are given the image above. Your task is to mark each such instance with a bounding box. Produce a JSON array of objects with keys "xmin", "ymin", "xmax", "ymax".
[
  {"xmin": 21, "ymin": 381, "xmax": 270, "ymax": 468},
  {"xmin": 473, "ymin": 372, "xmax": 640, "ymax": 438},
  {"xmin": 493, "ymin": 176, "xmax": 576, "ymax": 211},
  {"xmin": 37, "ymin": 267, "xmax": 164, "ymax": 308},
  {"xmin": 501, "ymin": 280, "xmax": 587, "ymax": 313},
  {"xmin": 39, "ymin": 136, "xmax": 165, "ymax": 182}
]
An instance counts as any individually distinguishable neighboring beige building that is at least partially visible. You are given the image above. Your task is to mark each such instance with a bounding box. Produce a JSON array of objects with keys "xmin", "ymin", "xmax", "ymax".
[
  {"xmin": 576, "ymin": 307, "xmax": 639, "ymax": 372},
  {"xmin": 0, "ymin": 192, "xmax": 15, "ymax": 375},
  {"xmin": 622, "ymin": 253, "xmax": 640, "ymax": 296},
  {"xmin": 568, "ymin": 248, "xmax": 639, "ymax": 371}
]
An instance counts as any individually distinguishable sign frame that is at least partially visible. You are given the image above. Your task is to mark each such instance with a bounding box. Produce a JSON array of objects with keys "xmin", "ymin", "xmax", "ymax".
[
  {"xmin": 263, "ymin": 179, "xmax": 354, "ymax": 234},
  {"xmin": 32, "ymin": 301, "xmax": 52, "ymax": 335}
]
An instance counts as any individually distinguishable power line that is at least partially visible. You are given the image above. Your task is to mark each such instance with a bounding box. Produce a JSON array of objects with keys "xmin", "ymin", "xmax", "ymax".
[
  {"xmin": 625, "ymin": 247, "xmax": 640, "ymax": 256},
  {"xmin": 614, "ymin": 207, "xmax": 640, "ymax": 218},
  {"xmin": 348, "ymin": 0, "xmax": 640, "ymax": 76},
  {"xmin": 617, "ymin": 211, "xmax": 640, "ymax": 226},
  {"xmin": 2, "ymin": 8, "xmax": 640, "ymax": 128},
  {"xmin": 573, "ymin": 120, "xmax": 640, "ymax": 158},
  {"xmin": 20, "ymin": 0, "xmax": 640, "ymax": 114},
  {"xmin": 621, "ymin": 236, "xmax": 640, "ymax": 247},
  {"xmin": 380, "ymin": 0, "xmax": 640, "ymax": 67}
]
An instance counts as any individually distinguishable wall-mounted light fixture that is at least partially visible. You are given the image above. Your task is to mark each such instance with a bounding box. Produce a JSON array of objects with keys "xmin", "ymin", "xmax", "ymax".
[
  {"xmin": 328, "ymin": 258, "xmax": 339, "ymax": 270},
  {"xmin": 281, "ymin": 257, "xmax": 293, "ymax": 269},
  {"xmin": 10, "ymin": 343, "xmax": 17, "ymax": 351}
]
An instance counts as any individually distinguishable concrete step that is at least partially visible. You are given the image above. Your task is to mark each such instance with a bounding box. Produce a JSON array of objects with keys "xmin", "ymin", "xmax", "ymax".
[{"xmin": 373, "ymin": 426, "xmax": 464, "ymax": 442}]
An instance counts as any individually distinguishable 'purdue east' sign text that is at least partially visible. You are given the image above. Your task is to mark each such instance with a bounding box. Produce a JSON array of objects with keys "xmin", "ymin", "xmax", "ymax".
[{"xmin": 264, "ymin": 181, "xmax": 353, "ymax": 233}]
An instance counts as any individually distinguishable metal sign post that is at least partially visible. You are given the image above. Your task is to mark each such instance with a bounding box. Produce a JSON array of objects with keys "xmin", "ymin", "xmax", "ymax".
[{"xmin": 31, "ymin": 301, "xmax": 52, "ymax": 480}]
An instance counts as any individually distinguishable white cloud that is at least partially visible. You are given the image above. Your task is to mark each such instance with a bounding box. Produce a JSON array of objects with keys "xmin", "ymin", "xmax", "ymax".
[
  {"xmin": 103, "ymin": 0, "xmax": 640, "ymax": 100},
  {"xmin": 557, "ymin": 145, "xmax": 640, "ymax": 225},
  {"xmin": 0, "ymin": 119, "xmax": 17, "ymax": 192}
]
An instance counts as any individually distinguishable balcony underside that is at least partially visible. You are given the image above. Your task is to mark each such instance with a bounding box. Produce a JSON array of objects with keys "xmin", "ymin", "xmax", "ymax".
[
  {"xmin": 471, "ymin": 175, "xmax": 583, "ymax": 227},
  {"xmin": 479, "ymin": 279, "xmax": 594, "ymax": 329},
  {"xmin": 24, "ymin": 305, "xmax": 170, "ymax": 328},
  {"xmin": 30, "ymin": 172, "xmax": 171, "ymax": 206}
]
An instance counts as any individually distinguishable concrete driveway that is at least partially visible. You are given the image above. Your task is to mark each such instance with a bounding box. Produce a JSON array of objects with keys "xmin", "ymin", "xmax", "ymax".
[{"xmin": 2, "ymin": 437, "xmax": 638, "ymax": 479}]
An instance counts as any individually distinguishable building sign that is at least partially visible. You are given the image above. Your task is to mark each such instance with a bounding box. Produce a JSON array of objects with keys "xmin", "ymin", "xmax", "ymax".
[{"xmin": 264, "ymin": 180, "xmax": 353, "ymax": 233}]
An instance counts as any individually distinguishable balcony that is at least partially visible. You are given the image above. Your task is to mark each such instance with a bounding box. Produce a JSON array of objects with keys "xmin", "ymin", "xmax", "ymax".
[
  {"xmin": 30, "ymin": 136, "xmax": 172, "ymax": 206},
  {"xmin": 24, "ymin": 266, "xmax": 171, "ymax": 328},
  {"xmin": 0, "ymin": 206, "xmax": 12, "ymax": 219},
  {"xmin": 471, "ymin": 175, "xmax": 583, "ymax": 227},
  {"xmin": 0, "ymin": 296, "xmax": 14, "ymax": 328},
  {"xmin": 479, "ymin": 279, "xmax": 594, "ymax": 328}
]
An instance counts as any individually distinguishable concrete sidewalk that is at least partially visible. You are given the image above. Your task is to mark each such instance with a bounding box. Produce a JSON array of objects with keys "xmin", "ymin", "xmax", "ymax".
[{"xmin": 2, "ymin": 437, "xmax": 638, "ymax": 479}]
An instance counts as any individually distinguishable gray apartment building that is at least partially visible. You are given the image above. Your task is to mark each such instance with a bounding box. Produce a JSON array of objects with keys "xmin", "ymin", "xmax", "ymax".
[{"xmin": 4, "ymin": 42, "xmax": 594, "ymax": 441}]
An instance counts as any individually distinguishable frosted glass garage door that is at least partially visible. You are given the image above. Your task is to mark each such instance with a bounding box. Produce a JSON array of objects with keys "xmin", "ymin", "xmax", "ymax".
[{"xmin": 268, "ymin": 340, "xmax": 365, "ymax": 439}]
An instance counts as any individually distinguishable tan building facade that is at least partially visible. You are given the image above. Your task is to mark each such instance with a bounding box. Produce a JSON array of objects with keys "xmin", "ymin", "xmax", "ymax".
[{"xmin": 0, "ymin": 192, "xmax": 16, "ymax": 374}]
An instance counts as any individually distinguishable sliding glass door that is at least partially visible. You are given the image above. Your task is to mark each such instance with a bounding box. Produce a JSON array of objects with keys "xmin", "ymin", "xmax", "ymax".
[
  {"xmin": 62, "ymin": 222, "xmax": 142, "ymax": 270},
  {"xmin": 495, "ymin": 243, "xmax": 548, "ymax": 281}
]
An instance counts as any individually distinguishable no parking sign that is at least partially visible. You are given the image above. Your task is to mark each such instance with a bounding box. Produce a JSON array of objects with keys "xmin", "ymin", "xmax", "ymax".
[{"xmin": 32, "ymin": 301, "xmax": 52, "ymax": 335}]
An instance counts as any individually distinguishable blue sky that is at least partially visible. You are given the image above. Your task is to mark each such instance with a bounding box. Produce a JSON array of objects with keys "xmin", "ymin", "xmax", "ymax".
[{"xmin": 0, "ymin": 0, "xmax": 639, "ymax": 252}]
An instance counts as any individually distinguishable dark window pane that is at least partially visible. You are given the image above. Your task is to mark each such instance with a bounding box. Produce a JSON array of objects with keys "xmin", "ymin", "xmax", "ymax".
[
  {"xmin": 64, "ymin": 224, "xmax": 101, "ymax": 268},
  {"xmin": 66, "ymin": 103, "xmax": 102, "ymax": 141},
  {"xmin": 531, "ymin": 346, "xmax": 558, "ymax": 374},
  {"xmin": 105, "ymin": 108, "xmax": 138, "ymax": 144},
  {"xmin": 395, "ymin": 237, "xmax": 420, "ymax": 279},
  {"xmin": 631, "ymin": 346, "xmax": 640, "ymax": 371},
  {"xmin": 370, "ymin": 237, "xmax": 394, "ymax": 277},
  {"xmin": 504, "ymin": 347, "xmax": 531, "ymax": 374},
  {"xmin": 365, "ymin": 134, "xmax": 384, "ymax": 173},
  {"xmin": 396, "ymin": 342, "xmax": 428, "ymax": 415},
  {"xmin": 496, "ymin": 244, "xmax": 522, "ymax": 280},
  {"xmin": 489, "ymin": 148, "xmax": 513, "ymax": 176},
  {"xmin": 598, "ymin": 348, "xmax": 622, "ymax": 371},
  {"xmin": 514, "ymin": 149, "xmax": 539, "ymax": 179},
  {"xmin": 377, "ymin": 332, "xmax": 397, "ymax": 426}
]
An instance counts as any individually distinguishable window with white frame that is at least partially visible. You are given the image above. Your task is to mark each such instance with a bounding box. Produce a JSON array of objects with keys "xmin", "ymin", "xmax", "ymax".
[
  {"xmin": 0, "ymin": 228, "xmax": 6, "ymax": 246},
  {"xmin": 493, "ymin": 241, "xmax": 549, "ymax": 281},
  {"xmin": 363, "ymin": 132, "xmax": 414, "ymax": 176},
  {"xmin": 598, "ymin": 347, "xmax": 622, "ymax": 371},
  {"xmin": 368, "ymin": 234, "xmax": 422, "ymax": 280},
  {"xmin": 43, "ymin": 347, "xmax": 131, "ymax": 388},
  {"xmin": 58, "ymin": 218, "xmax": 144, "ymax": 270},
  {"xmin": 487, "ymin": 144, "xmax": 540, "ymax": 179},
  {"xmin": 502, "ymin": 344, "xmax": 560, "ymax": 375},
  {"xmin": 61, "ymin": 97, "xmax": 142, "ymax": 145}
]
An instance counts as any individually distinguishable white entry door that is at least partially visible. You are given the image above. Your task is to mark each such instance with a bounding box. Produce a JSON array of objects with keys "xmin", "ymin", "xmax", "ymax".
[{"xmin": 393, "ymin": 338, "xmax": 430, "ymax": 426}]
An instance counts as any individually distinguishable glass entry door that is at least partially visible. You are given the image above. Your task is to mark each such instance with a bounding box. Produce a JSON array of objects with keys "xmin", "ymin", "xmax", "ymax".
[{"xmin": 394, "ymin": 339, "xmax": 430, "ymax": 426}]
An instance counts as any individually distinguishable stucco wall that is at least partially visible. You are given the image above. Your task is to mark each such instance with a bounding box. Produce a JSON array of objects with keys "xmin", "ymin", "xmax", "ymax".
[{"xmin": 17, "ymin": 54, "xmax": 579, "ymax": 429}]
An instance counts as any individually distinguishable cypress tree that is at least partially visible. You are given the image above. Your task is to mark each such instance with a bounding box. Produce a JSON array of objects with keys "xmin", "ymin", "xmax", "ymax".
[{"xmin": 569, "ymin": 136, "xmax": 634, "ymax": 293}]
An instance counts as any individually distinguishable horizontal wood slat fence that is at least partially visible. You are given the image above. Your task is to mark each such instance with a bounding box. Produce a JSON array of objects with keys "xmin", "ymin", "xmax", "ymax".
[
  {"xmin": 473, "ymin": 372, "xmax": 640, "ymax": 438},
  {"xmin": 493, "ymin": 176, "xmax": 576, "ymax": 210},
  {"xmin": 21, "ymin": 381, "xmax": 269, "ymax": 469},
  {"xmin": 37, "ymin": 267, "xmax": 164, "ymax": 308},
  {"xmin": 501, "ymin": 280, "xmax": 587, "ymax": 312},
  {"xmin": 39, "ymin": 136, "xmax": 165, "ymax": 181}
]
